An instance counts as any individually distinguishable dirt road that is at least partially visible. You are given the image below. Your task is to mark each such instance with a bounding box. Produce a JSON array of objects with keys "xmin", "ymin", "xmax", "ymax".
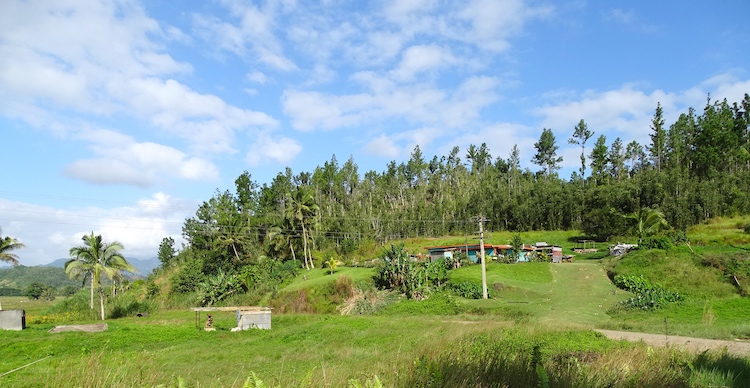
[{"xmin": 596, "ymin": 329, "xmax": 750, "ymax": 356}]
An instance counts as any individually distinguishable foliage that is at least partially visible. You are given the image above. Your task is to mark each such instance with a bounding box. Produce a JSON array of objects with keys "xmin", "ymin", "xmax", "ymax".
[
  {"xmin": 638, "ymin": 235, "xmax": 674, "ymax": 250},
  {"xmin": 66, "ymin": 232, "xmax": 136, "ymax": 320},
  {"xmin": 157, "ymin": 237, "xmax": 176, "ymax": 268},
  {"xmin": 25, "ymin": 282, "xmax": 53, "ymax": 300},
  {"xmin": 374, "ymin": 244, "xmax": 449, "ymax": 300},
  {"xmin": 612, "ymin": 274, "xmax": 681, "ymax": 310},
  {"xmin": 0, "ymin": 265, "xmax": 80, "ymax": 290},
  {"xmin": 60, "ymin": 285, "xmax": 80, "ymax": 297},
  {"xmin": 325, "ymin": 257, "xmax": 338, "ymax": 274},
  {"xmin": 745, "ymin": 223, "xmax": 750, "ymax": 234},
  {"xmin": 399, "ymin": 329, "xmax": 750, "ymax": 387},
  {"xmin": 446, "ymin": 281, "xmax": 485, "ymax": 299},
  {"xmin": 107, "ymin": 293, "xmax": 155, "ymax": 319},
  {"xmin": 0, "ymin": 227, "xmax": 25, "ymax": 266},
  {"xmin": 170, "ymin": 258, "xmax": 206, "ymax": 294},
  {"xmin": 196, "ymin": 269, "xmax": 244, "ymax": 306},
  {"xmin": 0, "ymin": 287, "xmax": 24, "ymax": 296}
]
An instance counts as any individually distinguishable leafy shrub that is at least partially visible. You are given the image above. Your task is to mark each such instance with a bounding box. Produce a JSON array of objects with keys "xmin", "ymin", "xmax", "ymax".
[
  {"xmin": 196, "ymin": 270, "xmax": 244, "ymax": 306},
  {"xmin": 145, "ymin": 281, "xmax": 160, "ymax": 298},
  {"xmin": 744, "ymin": 224, "xmax": 750, "ymax": 234},
  {"xmin": 45, "ymin": 290, "xmax": 97, "ymax": 320},
  {"xmin": 40, "ymin": 287, "xmax": 56, "ymax": 301},
  {"xmin": 447, "ymin": 281, "xmax": 485, "ymax": 299},
  {"xmin": 374, "ymin": 245, "xmax": 450, "ymax": 300},
  {"xmin": 60, "ymin": 285, "xmax": 80, "ymax": 297},
  {"xmin": 108, "ymin": 295, "xmax": 155, "ymax": 319},
  {"xmin": 639, "ymin": 236, "xmax": 674, "ymax": 250},
  {"xmin": 612, "ymin": 274, "xmax": 681, "ymax": 310},
  {"xmin": 170, "ymin": 259, "xmax": 205, "ymax": 294},
  {"xmin": 26, "ymin": 282, "xmax": 50, "ymax": 300}
]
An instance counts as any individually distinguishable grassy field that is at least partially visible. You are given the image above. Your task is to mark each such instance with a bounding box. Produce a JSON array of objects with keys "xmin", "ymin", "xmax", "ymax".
[{"xmin": 3, "ymin": 220, "xmax": 750, "ymax": 386}]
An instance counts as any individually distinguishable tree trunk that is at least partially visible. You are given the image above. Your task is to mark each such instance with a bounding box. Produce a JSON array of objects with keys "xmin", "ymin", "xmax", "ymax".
[
  {"xmin": 289, "ymin": 240, "xmax": 297, "ymax": 263},
  {"xmin": 90, "ymin": 273, "xmax": 94, "ymax": 310},
  {"xmin": 99, "ymin": 289, "xmax": 105, "ymax": 321},
  {"xmin": 301, "ymin": 224, "xmax": 309, "ymax": 270}
]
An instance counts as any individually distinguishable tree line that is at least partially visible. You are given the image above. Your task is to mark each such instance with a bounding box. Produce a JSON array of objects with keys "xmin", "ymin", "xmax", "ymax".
[{"xmin": 167, "ymin": 95, "xmax": 750, "ymax": 284}]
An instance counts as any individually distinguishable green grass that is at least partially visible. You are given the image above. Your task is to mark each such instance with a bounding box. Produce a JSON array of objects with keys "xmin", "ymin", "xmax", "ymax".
[
  {"xmin": 688, "ymin": 216, "xmax": 750, "ymax": 246},
  {"xmin": 0, "ymin": 296, "xmax": 63, "ymax": 316},
  {"xmin": 5, "ymin": 220, "xmax": 750, "ymax": 386},
  {"xmin": 282, "ymin": 267, "xmax": 375, "ymax": 292},
  {"xmin": 0, "ymin": 311, "xmax": 507, "ymax": 387}
]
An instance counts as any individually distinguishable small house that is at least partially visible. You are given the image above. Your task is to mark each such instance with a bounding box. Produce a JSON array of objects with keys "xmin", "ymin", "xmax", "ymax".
[{"xmin": 424, "ymin": 244, "xmax": 512, "ymax": 263}]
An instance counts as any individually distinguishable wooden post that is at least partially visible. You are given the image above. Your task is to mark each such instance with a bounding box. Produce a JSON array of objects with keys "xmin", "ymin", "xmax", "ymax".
[{"xmin": 478, "ymin": 216, "xmax": 489, "ymax": 299}]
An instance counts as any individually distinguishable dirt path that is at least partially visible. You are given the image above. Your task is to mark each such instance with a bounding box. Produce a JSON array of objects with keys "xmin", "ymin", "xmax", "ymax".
[{"xmin": 596, "ymin": 329, "xmax": 750, "ymax": 357}]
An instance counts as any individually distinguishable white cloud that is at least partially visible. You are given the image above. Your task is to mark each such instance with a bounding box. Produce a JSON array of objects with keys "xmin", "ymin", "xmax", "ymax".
[
  {"xmin": 0, "ymin": 193, "xmax": 192, "ymax": 265},
  {"xmin": 246, "ymin": 134, "xmax": 303, "ymax": 166},
  {"xmin": 0, "ymin": 0, "xmax": 277, "ymax": 159},
  {"xmin": 192, "ymin": 1, "xmax": 297, "ymax": 71},
  {"xmin": 247, "ymin": 71, "xmax": 270, "ymax": 84},
  {"xmin": 283, "ymin": 75, "xmax": 499, "ymax": 132},
  {"xmin": 534, "ymin": 73, "xmax": 750, "ymax": 157},
  {"xmin": 364, "ymin": 134, "xmax": 401, "ymax": 159},
  {"xmin": 391, "ymin": 45, "xmax": 456, "ymax": 81},
  {"xmin": 64, "ymin": 128, "xmax": 219, "ymax": 187}
]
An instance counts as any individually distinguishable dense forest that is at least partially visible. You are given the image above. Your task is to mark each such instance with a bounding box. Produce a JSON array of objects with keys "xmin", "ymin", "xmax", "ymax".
[{"xmin": 164, "ymin": 95, "xmax": 750, "ymax": 291}]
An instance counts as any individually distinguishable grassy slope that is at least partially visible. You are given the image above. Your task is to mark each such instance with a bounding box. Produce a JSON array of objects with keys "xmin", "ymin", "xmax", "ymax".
[{"xmin": 3, "ymin": 221, "xmax": 750, "ymax": 385}]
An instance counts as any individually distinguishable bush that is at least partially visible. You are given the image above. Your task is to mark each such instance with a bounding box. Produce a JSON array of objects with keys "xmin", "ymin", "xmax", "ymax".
[
  {"xmin": 447, "ymin": 282, "xmax": 485, "ymax": 299},
  {"xmin": 612, "ymin": 274, "xmax": 681, "ymax": 310},
  {"xmin": 744, "ymin": 224, "xmax": 750, "ymax": 234},
  {"xmin": 45, "ymin": 290, "xmax": 98, "ymax": 320},
  {"xmin": 26, "ymin": 283, "xmax": 55, "ymax": 300},
  {"xmin": 170, "ymin": 259, "xmax": 205, "ymax": 294},
  {"xmin": 639, "ymin": 236, "xmax": 674, "ymax": 250},
  {"xmin": 108, "ymin": 295, "xmax": 155, "ymax": 319},
  {"xmin": 60, "ymin": 285, "xmax": 80, "ymax": 297}
]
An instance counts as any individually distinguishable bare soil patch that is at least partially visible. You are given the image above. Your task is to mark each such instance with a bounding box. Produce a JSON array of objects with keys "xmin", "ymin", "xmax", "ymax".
[
  {"xmin": 48, "ymin": 323, "xmax": 108, "ymax": 333},
  {"xmin": 596, "ymin": 329, "xmax": 750, "ymax": 356}
]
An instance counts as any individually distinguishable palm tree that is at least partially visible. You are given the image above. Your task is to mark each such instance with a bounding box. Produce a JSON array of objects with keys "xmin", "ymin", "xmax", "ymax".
[
  {"xmin": 613, "ymin": 207, "xmax": 669, "ymax": 242},
  {"xmin": 66, "ymin": 232, "xmax": 136, "ymax": 320},
  {"xmin": 286, "ymin": 186, "xmax": 319, "ymax": 270},
  {"xmin": 0, "ymin": 228, "xmax": 25, "ymax": 310},
  {"xmin": 0, "ymin": 228, "xmax": 25, "ymax": 267}
]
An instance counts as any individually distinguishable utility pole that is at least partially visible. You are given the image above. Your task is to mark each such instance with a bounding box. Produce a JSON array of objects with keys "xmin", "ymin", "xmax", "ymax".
[{"xmin": 477, "ymin": 215, "xmax": 489, "ymax": 299}]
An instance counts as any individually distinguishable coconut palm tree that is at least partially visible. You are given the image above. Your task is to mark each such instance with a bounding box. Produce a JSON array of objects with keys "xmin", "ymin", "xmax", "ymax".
[
  {"xmin": 0, "ymin": 228, "xmax": 24, "ymax": 267},
  {"xmin": 0, "ymin": 228, "xmax": 25, "ymax": 310},
  {"xmin": 66, "ymin": 232, "xmax": 136, "ymax": 320},
  {"xmin": 286, "ymin": 186, "xmax": 319, "ymax": 270}
]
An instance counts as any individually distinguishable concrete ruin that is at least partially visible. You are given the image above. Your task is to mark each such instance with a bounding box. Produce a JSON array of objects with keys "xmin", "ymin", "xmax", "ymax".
[{"xmin": 0, "ymin": 309, "xmax": 26, "ymax": 331}]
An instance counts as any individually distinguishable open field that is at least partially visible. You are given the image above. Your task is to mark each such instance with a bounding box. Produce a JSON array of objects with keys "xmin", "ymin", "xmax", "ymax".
[{"xmin": 4, "ymin": 222, "xmax": 750, "ymax": 386}]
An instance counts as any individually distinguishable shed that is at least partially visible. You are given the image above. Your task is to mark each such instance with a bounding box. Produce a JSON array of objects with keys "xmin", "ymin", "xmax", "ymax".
[{"xmin": 424, "ymin": 244, "xmax": 512, "ymax": 263}]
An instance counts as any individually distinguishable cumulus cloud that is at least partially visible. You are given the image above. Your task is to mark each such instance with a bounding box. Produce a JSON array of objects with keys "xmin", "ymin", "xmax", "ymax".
[
  {"xmin": 283, "ymin": 75, "xmax": 499, "ymax": 132},
  {"xmin": 0, "ymin": 193, "xmax": 192, "ymax": 265},
  {"xmin": 246, "ymin": 133, "xmax": 303, "ymax": 166},
  {"xmin": 534, "ymin": 73, "xmax": 750, "ymax": 147},
  {"xmin": 363, "ymin": 127, "xmax": 445, "ymax": 160},
  {"xmin": 0, "ymin": 0, "xmax": 277, "ymax": 159},
  {"xmin": 364, "ymin": 134, "xmax": 401, "ymax": 159},
  {"xmin": 63, "ymin": 128, "xmax": 219, "ymax": 187}
]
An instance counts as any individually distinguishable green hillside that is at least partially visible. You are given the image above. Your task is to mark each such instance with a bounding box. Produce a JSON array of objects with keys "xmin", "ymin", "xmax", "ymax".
[{"xmin": 0, "ymin": 265, "xmax": 79, "ymax": 290}]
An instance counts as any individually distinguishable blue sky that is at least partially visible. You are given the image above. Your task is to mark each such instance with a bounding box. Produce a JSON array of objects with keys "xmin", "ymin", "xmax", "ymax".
[{"xmin": 1, "ymin": 0, "xmax": 749, "ymax": 265}]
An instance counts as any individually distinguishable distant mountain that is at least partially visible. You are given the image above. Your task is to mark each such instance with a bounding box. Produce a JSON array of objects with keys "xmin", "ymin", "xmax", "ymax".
[
  {"xmin": 0, "ymin": 257, "xmax": 160, "ymax": 291},
  {"xmin": 44, "ymin": 257, "xmax": 160, "ymax": 277}
]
